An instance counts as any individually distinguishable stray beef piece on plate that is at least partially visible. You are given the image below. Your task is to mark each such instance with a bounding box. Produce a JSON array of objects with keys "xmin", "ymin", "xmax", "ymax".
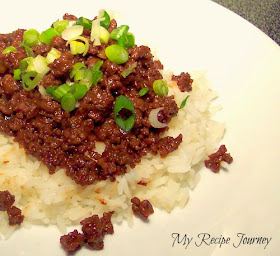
[
  {"xmin": 204, "ymin": 144, "xmax": 233, "ymax": 173},
  {"xmin": 60, "ymin": 211, "xmax": 114, "ymax": 252},
  {"xmin": 60, "ymin": 230, "xmax": 85, "ymax": 253},
  {"xmin": 131, "ymin": 197, "xmax": 154, "ymax": 219},
  {"xmin": 0, "ymin": 190, "xmax": 15, "ymax": 211},
  {"xmin": 0, "ymin": 190, "xmax": 24, "ymax": 226}
]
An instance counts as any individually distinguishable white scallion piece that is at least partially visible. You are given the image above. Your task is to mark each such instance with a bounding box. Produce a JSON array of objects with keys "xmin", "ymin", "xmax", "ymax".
[
  {"xmin": 91, "ymin": 19, "xmax": 101, "ymax": 46},
  {"xmin": 33, "ymin": 55, "xmax": 50, "ymax": 75},
  {"xmin": 61, "ymin": 25, "xmax": 84, "ymax": 41},
  {"xmin": 148, "ymin": 107, "xmax": 167, "ymax": 128}
]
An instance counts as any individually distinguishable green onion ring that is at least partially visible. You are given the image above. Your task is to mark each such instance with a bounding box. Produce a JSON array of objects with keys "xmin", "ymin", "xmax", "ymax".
[
  {"xmin": 22, "ymin": 72, "xmax": 43, "ymax": 91},
  {"xmin": 70, "ymin": 62, "xmax": 86, "ymax": 78},
  {"xmin": 66, "ymin": 36, "xmax": 89, "ymax": 56},
  {"xmin": 61, "ymin": 93, "xmax": 76, "ymax": 112},
  {"xmin": 153, "ymin": 79, "xmax": 168, "ymax": 97},
  {"xmin": 71, "ymin": 83, "xmax": 89, "ymax": 100},
  {"xmin": 114, "ymin": 95, "xmax": 135, "ymax": 132}
]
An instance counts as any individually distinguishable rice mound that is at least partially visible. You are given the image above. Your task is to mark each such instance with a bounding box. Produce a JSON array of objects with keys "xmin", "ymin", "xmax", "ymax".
[{"xmin": 0, "ymin": 70, "xmax": 225, "ymax": 239}]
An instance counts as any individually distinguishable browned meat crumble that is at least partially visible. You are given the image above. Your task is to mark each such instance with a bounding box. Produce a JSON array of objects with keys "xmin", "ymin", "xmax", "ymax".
[
  {"xmin": 0, "ymin": 190, "xmax": 24, "ymax": 226},
  {"xmin": 204, "ymin": 144, "xmax": 233, "ymax": 173},
  {"xmin": 60, "ymin": 211, "xmax": 114, "ymax": 252},
  {"xmin": 0, "ymin": 15, "xmax": 193, "ymax": 186},
  {"xmin": 131, "ymin": 197, "xmax": 154, "ymax": 219}
]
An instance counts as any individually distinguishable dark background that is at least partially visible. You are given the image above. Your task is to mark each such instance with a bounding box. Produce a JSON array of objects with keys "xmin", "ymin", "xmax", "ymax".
[{"xmin": 212, "ymin": 0, "xmax": 280, "ymax": 45}]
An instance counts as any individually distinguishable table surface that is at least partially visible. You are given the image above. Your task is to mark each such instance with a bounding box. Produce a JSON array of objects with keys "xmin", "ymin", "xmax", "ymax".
[{"xmin": 213, "ymin": 0, "xmax": 280, "ymax": 45}]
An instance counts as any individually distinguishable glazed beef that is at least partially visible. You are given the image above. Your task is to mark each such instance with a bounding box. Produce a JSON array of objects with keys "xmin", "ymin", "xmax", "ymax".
[
  {"xmin": 0, "ymin": 16, "xmax": 191, "ymax": 186},
  {"xmin": 0, "ymin": 190, "xmax": 24, "ymax": 226}
]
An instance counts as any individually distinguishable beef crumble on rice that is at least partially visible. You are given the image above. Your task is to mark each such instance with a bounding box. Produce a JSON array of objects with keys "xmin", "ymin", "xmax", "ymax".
[
  {"xmin": 0, "ymin": 10, "xmax": 232, "ymax": 253},
  {"xmin": 0, "ymin": 13, "xmax": 191, "ymax": 186}
]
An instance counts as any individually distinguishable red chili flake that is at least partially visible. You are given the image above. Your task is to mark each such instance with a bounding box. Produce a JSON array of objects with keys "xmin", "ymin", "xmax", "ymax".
[
  {"xmin": 204, "ymin": 144, "xmax": 233, "ymax": 173},
  {"xmin": 137, "ymin": 181, "xmax": 147, "ymax": 186},
  {"xmin": 131, "ymin": 197, "xmax": 154, "ymax": 219}
]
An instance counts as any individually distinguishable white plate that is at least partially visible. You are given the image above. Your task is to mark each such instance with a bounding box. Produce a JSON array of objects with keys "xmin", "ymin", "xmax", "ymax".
[{"xmin": 1, "ymin": 0, "xmax": 280, "ymax": 255}]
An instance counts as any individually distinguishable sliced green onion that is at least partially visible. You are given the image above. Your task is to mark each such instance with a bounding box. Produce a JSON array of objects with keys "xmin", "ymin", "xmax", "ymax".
[
  {"xmin": 52, "ymin": 83, "xmax": 72, "ymax": 99},
  {"xmin": 138, "ymin": 87, "xmax": 149, "ymax": 96},
  {"xmin": 38, "ymin": 85, "xmax": 48, "ymax": 96},
  {"xmin": 61, "ymin": 25, "xmax": 83, "ymax": 41},
  {"xmin": 13, "ymin": 69, "xmax": 21, "ymax": 80},
  {"xmin": 61, "ymin": 93, "xmax": 76, "ymax": 112},
  {"xmin": 92, "ymin": 60, "xmax": 103, "ymax": 71},
  {"xmin": 45, "ymin": 85, "xmax": 58, "ymax": 95},
  {"xmin": 69, "ymin": 41, "xmax": 85, "ymax": 55},
  {"xmin": 46, "ymin": 48, "xmax": 61, "ymax": 64},
  {"xmin": 91, "ymin": 19, "xmax": 102, "ymax": 46},
  {"xmin": 78, "ymin": 69, "xmax": 93, "ymax": 88},
  {"xmin": 99, "ymin": 26, "xmax": 110, "ymax": 44},
  {"xmin": 23, "ymin": 29, "xmax": 40, "ymax": 47},
  {"xmin": 66, "ymin": 36, "xmax": 89, "ymax": 56},
  {"xmin": 73, "ymin": 68, "xmax": 93, "ymax": 88},
  {"xmin": 105, "ymin": 45, "xmax": 129, "ymax": 65},
  {"xmin": 71, "ymin": 83, "xmax": 88, "ymax": 100},
  {"xmin": 39, "ymin": 28, "xmax": 60, "ymax": 45},
  {"xmin": 117, "ymin": 34, "xmax": 127, "ymax": 48},
  {"xmin": 22, "ymin": 72, "xmax": 43, "ymax": 91},
  {"xmin": 20, "ymin": 42, "xmax": 35, "ymax": 57},
  {"xmin": 53, "ymin": 20, "xmax": 69, "ymax": 34},
  {"xmin": 74, "ymin": 69, "xmax": 86, "ymax": 81},
  {"xmin": 75, "ymin": 17, "xmax": 92, "ymax": 30},
  {"xmin": 117, "ymin": 33, "xmax": 135, "ymax": 48},
  {"xmin": 92, "ymin": 60, "xmax": 103, "ymax": 86},
  {"xmin": 179, "ymin": 95, "xmax": 190, "ymax": 109},
  {"xmin": 100, "ymin": 10, "xmax": 110, "ymax": 29},
  {"xmin": 126, "ymin": 33, "xmax": 135, "ymax": 48},
  {"xmin": 110, "ymin": 25, "xmax": 129, "ymax": 41},
  {"xmin": 33, "ymin": 55, "xmax": 50, "ymax": 75},
  {"xmin": 2, "ymin": 46, "xmax": 16, "ymax": 54},
  {"xmin": 70, "ymin": 62, "xmax": 86, "ymax": 78},
  {"xmin": 92, "ymin": 70, "xmax": 103, "ymax": 86},
  {"xmin": 114, "ymin": 95, "xmax": 135, "ymax": 132},
  {"xmin": 19, "ymin": 57, "xmax": 35, "ymax": 72},
  {"xmin": 121, "ymin": 62, "xmax": 137, "ymax": 78},
  {"xmin": 153, "ymin": 79, "xmax": 168, "ymax": 97}
]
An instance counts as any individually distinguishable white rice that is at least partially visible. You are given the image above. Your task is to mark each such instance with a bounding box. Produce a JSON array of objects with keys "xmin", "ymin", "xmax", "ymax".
[{"xmin": 0, "ymin": 70, "xmax": 225, "ymax": 239}]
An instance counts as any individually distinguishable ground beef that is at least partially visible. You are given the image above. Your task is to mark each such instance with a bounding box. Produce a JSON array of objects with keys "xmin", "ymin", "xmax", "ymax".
[
  {"xmin": 50, "ymin": 52, "xmax": 74, "ymax": 77},
  {"xmin": 63, "ymin": 13, "xmax": 78, "ymax": 21},
  {"xmin": 172, "ymin": 72, "xmax": 193, "ymax": 92},
  {"xmin": 60, "ymin": 230, "xmax": 84, "ymax": 252},
  {"xmin": 1, "ymin": 74, "xmax": 19, "ymax": 94},
  {"xmin": 158, "ymin": 134, "xmax": 183, "ymax": 158},
  {"xmin": 131, "ymin": 197, "xmax": 154, "ymax": 219},
  {"xmin": 0, "ymin": 190, "xmax": 24, "ymax": 226},
  {"xmin": 0, "ymin": 190, "xmax": 15, "ymax": 211},
  {"xmin": 32, "ymin": 44, "xmax": 52, "ymax": 57},
  {"xmin": 60, "ymin": 211, "xmax": 114, "ymax": 252},
  {"xmin": 7, "ymin": 206, "xmax": 24, "ymax": 226},
  {"xmin": 204, "ymin": 144, "xmax": 233, "ymax": 173},
  {"xmin": 0, "ymin": 14, "xmax": 185, "ymax": 186}
]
